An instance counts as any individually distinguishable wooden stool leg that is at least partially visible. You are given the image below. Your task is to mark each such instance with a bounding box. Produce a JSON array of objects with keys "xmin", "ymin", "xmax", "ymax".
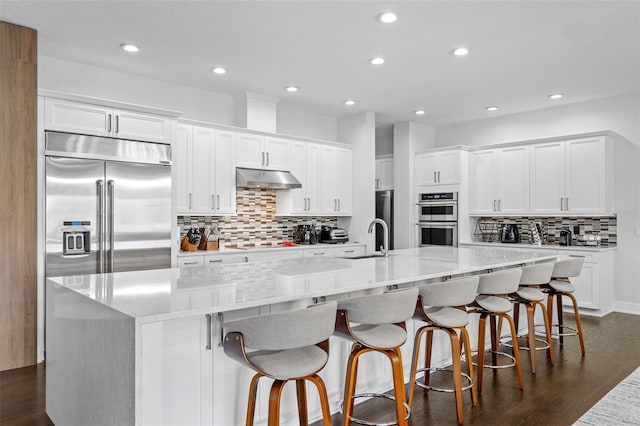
[
  {"xmin": 536, "ymin": 301, "xmax": 554, "ymax": 365},
  {"xmin": 460, "ymin": 327, "xmax": 478, "ymax": 406},
  {"xmin": 566, "ymin": 292, "xmax": 586, "ymax": 355},
  {"xmin": 497, "ymin": 312, "xmax": 524, "ymax": 391},
  {"xmin": 342, "ymin": 344, "xmax": 362, "ymax": 426},
  {"xmin": 546, "ymin": 292, "xmax": 555, "ymax": 336},
  {"xmin": 387, "ymin": 348, "xmax": 409, "ymax": 426},
  {"xmin": 513, "ymin": 302, "xmax": 520, "ymax": 332},
  {"xmin": 268, "ymin": 380, "xmax": 287, "ymax": 426},
  {"xmin": 408, "ymin": 326, "xmax": 428, "ymax": 409},
  {"xmin": 308, "ymin": 375, "xmax": 332, "ymax": 426},
  {"xmin": 476, "ymin": 314, "xmax": 487, "ymax": 393},
  {"xmin": 446, "ymin": 329, "xmax": 464, "ymax": 424},
  {"xmin": 526, "ymin": 303, "xmax": 537, "ymax": 374},
  {"xmin": 424, "ymin": 330, "xmax": 434, "ymax": 391},
  {"xmin": 489, "ymin": 315, "xmax": 498, "ymax": 366},
  {"xmin": 296, "ymin": 379, "xmax": 308, "ymax": 425},
  {"xmin": 556, "ymin": 294, "xmax": 564, "ymax": 346},
  {"xmin": 246, "ymin": 373, "xmax": 262, "ymax": 426}
]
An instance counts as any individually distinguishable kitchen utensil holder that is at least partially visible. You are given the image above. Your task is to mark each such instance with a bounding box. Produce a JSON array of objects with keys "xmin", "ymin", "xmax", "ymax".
[{"xmin": 474, "ymin": 220, "xmax": 500, "ymax": 242}]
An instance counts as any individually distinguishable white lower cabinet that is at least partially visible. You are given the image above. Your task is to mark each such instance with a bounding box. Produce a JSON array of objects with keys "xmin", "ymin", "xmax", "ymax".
[
  {"xmin": 559, "ymin": 250, "xmax": 613, "ymax": 316},
  {"xmin": 303, "ymin": 247, "xmax": 335, "ymax": 258},
  {"xmin": 177, "ymin": 256, "xmax": 204, "ymax": 268},
  {"xmin": 247, "ymin": 250, "xmax": 304, "ymax": 262},
  {"xmin": 334, "ymin": 245, "xmax": 366, "ymax": 257}
]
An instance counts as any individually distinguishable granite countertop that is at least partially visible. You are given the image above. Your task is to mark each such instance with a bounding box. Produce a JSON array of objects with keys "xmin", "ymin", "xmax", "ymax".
[
  {"xmin": 47, "ymin": 246, "xmax": 557, "ymax": 324},
  {"xmin": 460, "ymin": 241, "xmax": 616, "ymax": 252}
]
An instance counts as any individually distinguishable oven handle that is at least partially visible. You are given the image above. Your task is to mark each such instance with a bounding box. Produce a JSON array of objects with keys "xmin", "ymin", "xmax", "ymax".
[
  {"xmin": 416, "ymin": 201, "xmax": 458, "ymax": 207},
  {"xmin": 416, "ymin": 222, "xmax": 458, "ymax": 227}
]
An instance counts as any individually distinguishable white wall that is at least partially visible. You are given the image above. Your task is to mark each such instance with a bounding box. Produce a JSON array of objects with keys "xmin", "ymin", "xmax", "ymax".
[
  {"xmin": 375, "ymin": 125, "xmax": 394, "ymax": 156},
  {"xmin": 435, "ymin": 93, "xmax": 640, "ymax": 148},
  {"xmin": 338, "ymin": 112, "xmax": 376, "ymax": 250},
  {"xmin": 277, "ymin": 102, "xmax": 338, "ymax": 142}
]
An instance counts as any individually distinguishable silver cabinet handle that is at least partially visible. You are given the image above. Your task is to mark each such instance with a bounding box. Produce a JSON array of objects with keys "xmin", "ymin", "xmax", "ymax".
[
  {"xmin": 437, "ymin": 171, "xmax": 441, "ymax": 183},
  {"xmin": 107, "ymin": 114, "xmax": 112, "ymax": 133},
  {"xmin": 217, "ymin": 194, "xmax": 220, "ymax": 210},
  {"xmin": 266, "ymin": 152, "xmax": 270, "ymax": 167},
  {"xmin": 498, "ymin": 199, "xmax": 501, "ymax": 211},
  {"xmin": 338, "ymin": 199, "xmax": 341, "ymax": 211},
  {"xmin": 344, "ymin": 250, "xmax": 355, "ymax": 253},
  {"xmin": 565, "ymin": 197, "xmax": 569, "ymax": 211},
  {"xmin": 261, "ymin": 152, "xmax": 265, "ymax": 166},
  {"xmin": 375, "ymin": 178, "xmax": 379, "ymax": 189},
  {"xmin": 97, "ymin": 180, "xmax": 105, "ymax": 273},
  {"xmin": 334, "ymin": 199, "xmax": 337, "ymax": 211},
  {"xmin": 115, "ymin": 115, "xmax": 119, "ymax": 134},
  {"xmin": 183, "ymin": 261, "xmax": 199, "ymax": 265},
  {"xmin": 493, "ymin": 199, "xmax": 497, "ymax": 211},
  {"xmin": 205, "ymin": 314, "xmax": 212, "ymax": 350},
  {"xmin": 208, "ymin": 259, "xmax": 222, "ymax": 263},
  {"xmin": 313, "ymin": 252, "xmax": 325, "ymax": 256},
  {"xmin": 433, "ymin": 171, "xmax": 437, "ymax": 183},
  {"xmin": 560, "ymin": 197, "xmax": 564, "ymax": 211},
  {"xmin": 211, "ymin": 194, "xmax": 215, "ymax": 210},
  {"xmin": 107, "ymin": 180, "xmax": 115, "ymax": 273},
  {"xmin": 189, "ymin": 193, "xmax": 192, "ymax": 210}
]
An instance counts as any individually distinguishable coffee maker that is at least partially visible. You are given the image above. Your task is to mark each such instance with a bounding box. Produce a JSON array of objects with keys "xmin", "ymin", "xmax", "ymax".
[{"xmin": 500, "ymin": 223, "xmax": 520, "ymax": 243}]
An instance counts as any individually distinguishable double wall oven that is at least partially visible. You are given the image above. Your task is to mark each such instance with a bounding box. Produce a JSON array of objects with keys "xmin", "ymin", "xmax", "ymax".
[{"xmin": 417, "ymin": 192, "xmax": 458, "ymax": 247}]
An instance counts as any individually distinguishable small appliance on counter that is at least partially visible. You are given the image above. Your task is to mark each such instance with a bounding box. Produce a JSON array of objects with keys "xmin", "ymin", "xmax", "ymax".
[
  {"xmin": 319, "ymin": 226, "xmax": 349, "ymax": 244},
  {"xmin": 293, "ymin": 224, "xmax": 317, "ymax": 245},
  {"xmin": 576, "ymin": 231, "xmax": 601, "ymax": 246},
  {"xmin": 500, "ymin": 223, "xmax": 520, "ymax": 243},
  {"xmin": 558, "ymin": 229, "xmax": 572, "ymax": 246}
]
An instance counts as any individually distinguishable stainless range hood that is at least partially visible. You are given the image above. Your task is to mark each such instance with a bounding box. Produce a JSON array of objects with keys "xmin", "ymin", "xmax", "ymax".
[{"xmin": 236, "ymin": 167, "xmax": 302, "ymax": 189}]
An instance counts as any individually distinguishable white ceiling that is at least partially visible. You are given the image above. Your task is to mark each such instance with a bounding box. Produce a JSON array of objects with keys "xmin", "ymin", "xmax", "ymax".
[{"xmin": 2, "ymin": 1, "xmax": 639, "ymax": 128}]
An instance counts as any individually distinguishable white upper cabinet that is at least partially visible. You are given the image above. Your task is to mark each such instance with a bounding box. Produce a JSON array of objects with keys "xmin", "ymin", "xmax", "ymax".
[
  {"xmin": 530, "ymin": 137, "xmax": 610, "ymax": 215},
  {"xmin": 235, "ymin": 133, "xmax": 289, "ymax": 170},
  {"xmin": 176, "ymin": 124, "xmax": 236, "ymax": 215},
  {"xmin": 335, "ymin": 148, "xmax": 353, "ymax": 215},
  {"xmin": 375, "ymin": 158, "xmax": 394, "ymax": 190},
  {"xmin": 44, "ymin": 98, "xmax": 172, "ymax": 144},
  {"xmin": 319, "ymin": 146, "xmax": 352, "ymax": 215},
  {"xmin": 470, "ymin": 145, "xmax": 529, "ymax": 215},
  {"xmin": 415, "ymin": 150, "xmax": 460, "ymax": 186}
]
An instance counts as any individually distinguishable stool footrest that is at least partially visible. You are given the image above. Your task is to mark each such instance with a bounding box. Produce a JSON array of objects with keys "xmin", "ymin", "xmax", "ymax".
[
  {"xmin": 535, "ymin": 323, "xmax": 579, "ymax": 337},
  {"xmin": 501, "ymin": 336, "xmax": 550, "ymax": 351},
  {"xmin": 346, "ymin": 393, "xmax": 410, "ymax": 426},
  {"xmin": 415, "ymin": 367, "xmax": 473, "ymax": 393},
  {"xmin": 472, "ymin": 350, "xmax": 517, "ymax": 369}
]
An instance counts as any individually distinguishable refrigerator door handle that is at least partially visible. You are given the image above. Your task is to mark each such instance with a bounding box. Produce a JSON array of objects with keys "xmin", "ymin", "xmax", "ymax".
[
  {"xmin": 97, "ymin": 179, "xmax": 105, "ymax": 273},
  {"xmin": 108, "ymin": 180, "xmax": 115, "ymax": 273}
]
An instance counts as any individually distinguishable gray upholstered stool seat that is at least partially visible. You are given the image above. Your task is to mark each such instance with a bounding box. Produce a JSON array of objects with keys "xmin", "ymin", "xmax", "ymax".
[
  {"xmin": 409, "ymin": 276, "xmax": 479, "ymax": 425},
  {"xmin": 542, "ymin": 257, "xmax": 586, "ymax": 355},
  {"xmin": 223, "ymin": 301, "xmax": 337, "ymax": 426},
  {"xmin": 425, "ymin": 306, "xmax": 469, "ymax": 328},
  {"xmin": 501, "ymin": 262, "xmax": 556, "ymax": 375},
  {"xmin": 247, "ymin": 346, "xmax": 328, "ymax": 380},
  {"xmin": 475, "ymin": 294, "xmax": 513, "ymax": 312},
  {"xmin": 470, "ymin": 268, "xmax": 524, "ymax": 393},
  {"xmin": 336, "ymin": 287, "xmax": 418, "ymax": 426}
]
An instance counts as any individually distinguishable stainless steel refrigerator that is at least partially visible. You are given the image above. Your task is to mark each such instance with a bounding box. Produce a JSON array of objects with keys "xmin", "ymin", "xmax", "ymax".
[
  {"xmin": 375, "ymin": 190, "xmax": 394, "ymax": 251},
  {"xmin": 45, "ymin": 131, "xmax": 172, "ymax": 277}
]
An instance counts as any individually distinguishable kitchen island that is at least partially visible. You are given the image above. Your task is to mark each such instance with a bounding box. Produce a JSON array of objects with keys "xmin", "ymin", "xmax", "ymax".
[{"xmin": 45, "ymin": 246, "xmax": 557, "ymax": 426}]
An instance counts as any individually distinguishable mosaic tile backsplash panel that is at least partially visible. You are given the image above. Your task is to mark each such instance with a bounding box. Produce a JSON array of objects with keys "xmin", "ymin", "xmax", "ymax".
[
  {"xmin": 474, "ymin": 216, "xmax": 616, "ymax": 247},
  {"xmin": 178, "ymin": 188, "xmax": 337, "ymax": 248}
]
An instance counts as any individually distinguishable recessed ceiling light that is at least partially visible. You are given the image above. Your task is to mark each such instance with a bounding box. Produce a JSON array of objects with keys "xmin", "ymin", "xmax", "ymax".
[
  {"xmin": 377, "ymin": 11, "xmax": 399, "ymax": 23},
  {"xmin": 369, "ymin": 57, "xmax": 385, "ymax": 65},
  {"xmin": 344, "ymin": 100, "xmax": 356, "ymax": 106},
  {"xmin": 549, "ymin": 93, "xmax": 564, "ymax": 100},
  {"xmin": 451, "ymin": 47, "xmax": 469, "ymax": 56},
  {"xmin": 212, "ymin": 67, "xmax": 227, "ymax": 75},
  {"xmin": 285, "ymin": 86, "xmax": 299, "ymax": 93},
  {"xmin": 120, "ymin": 43, "xmax": 139, "ymax": 53},
  {"xmin": 415, "ymin": 110, "xmax": 425, "ymax": 115},
  {"xmin": 485, "ymin": 105, "xmax": 499, "ymax": 111}
]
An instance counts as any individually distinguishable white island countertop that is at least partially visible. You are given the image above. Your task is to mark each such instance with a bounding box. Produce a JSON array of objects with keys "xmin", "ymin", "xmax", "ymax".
[{"xmin": 47, "ymin": 246, "xmax": 557, "ymax": 324}]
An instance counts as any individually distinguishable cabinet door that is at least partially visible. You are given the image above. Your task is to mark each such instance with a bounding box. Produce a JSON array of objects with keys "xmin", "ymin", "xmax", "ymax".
[
  {"xmin": 565, "ymin": 137, "xmax": 607, "ymax": 214},
  {"xmin": 469, "ymin": 149, "xmax": 498, "ymax": 214},
  {"xmin": 175, "ymin": 125, "xmax": 193, "ymax": 213},
  {"xmin": 236, "ymin": 133, "xmax": 265, "ymax": 168},
  {"xmin": 305, "ymin": 144, "xmax": 321, "ymax": 213},
  {"xmin": 376, "ymin": 158, "xmax": 394, "ymax": 190},
  {"xmin": 213, "ymin": 130, "xmax": 236, "ymax": 214},
  {"xmin": 562, "ymin": 259, "xmax": 598, "ymax": 309},
  {"xmin": 288, "ymin": 141, "xmax": 307, "ymax": 213},
  {"xmin": 415, "ymin": 153, "xmax": 438, "ymax": 186},
  {"xmin": 336, "ymin": 148, "xmax": 353, "ymax": 215},
  {"xmin": 319, "ymin": 146, "xmax": 338, "ymax": 213},
  {"xmin": 530, "ymin": 142, "xmax": 565, "ymax": 214},
  {"xmin": 264, "ymin": 137, "xmax": 290, "ymax": 170},
  {"xmin": 114, "ymin": 109, "xmax": 172, "ymax": 144},
  {"xmin": 191, "ymin": 127, "xmax": 215, "ymax": 213},
  {"xmin": 44, "ymin": 98, "xmax": 111, "ymax": 136},
  {"xmin": 497, "ymin": 146, "xmax": 529, "ymax": 214},
  {"xmin": 437, "ymin": 150, "xmax": 460, "ymax": 184}
]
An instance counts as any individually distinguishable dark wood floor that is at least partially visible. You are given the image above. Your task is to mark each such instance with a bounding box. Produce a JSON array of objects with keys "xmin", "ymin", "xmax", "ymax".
[{"xmin": 1, "ymin": 313, "xmax": 638, "ymax": 425}]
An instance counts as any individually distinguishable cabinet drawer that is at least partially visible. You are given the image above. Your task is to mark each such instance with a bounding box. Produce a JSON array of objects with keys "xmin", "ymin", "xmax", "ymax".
[
  {"xmin": 334, "ymin": 246, "xmax": 366, "ymax": 257},
  {"xmin": 303, "ymin": 248, "xmax": 335, "ymax": 258},
  {"xmin": 178, "ymin": 256, "xmax": 204, "ymax": 268},
  {"xmin": 204, "ymin": 254, "xmax": 248, "ymax": 265}
]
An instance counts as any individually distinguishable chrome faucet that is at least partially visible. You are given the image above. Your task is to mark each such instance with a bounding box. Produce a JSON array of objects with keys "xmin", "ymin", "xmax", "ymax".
[{"xmin": 368, "ymin": 218, "xmax": 389, "ymax": 257}]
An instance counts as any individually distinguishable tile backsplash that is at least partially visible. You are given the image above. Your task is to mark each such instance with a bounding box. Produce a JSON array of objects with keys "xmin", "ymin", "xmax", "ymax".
[
  {"xmin": 473, "ymin": 216, "xmax": 616, "ymax": 247},
  {"xmin": 177, "ymin": 188, "xmax": 337, "ymax": 249}
]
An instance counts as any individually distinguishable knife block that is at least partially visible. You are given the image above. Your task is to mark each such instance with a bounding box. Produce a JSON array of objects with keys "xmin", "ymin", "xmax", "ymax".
[
  {"xmin": 180, "ymin": 235, "xmax": 198, "ymax": 252},
  {"xmin": 199, "ymin": 239, "xmax": 219, "ymax": 251}
]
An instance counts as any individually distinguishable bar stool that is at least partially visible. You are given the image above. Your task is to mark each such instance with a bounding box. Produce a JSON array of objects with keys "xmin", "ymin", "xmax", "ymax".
[
  {"xmin": 542, "ymin": 257, "xmax": 586, "ymax": 355},
  {"xmin": 335, "ymin": 287, "xmax": 418, "ymax": 426},
  {"xmin": 501, "ymin": 262, "xmax": 555, "ymax": 374},
  {"xmin": 469, "ymin": 268, "xmax": 524, "ymax": 393},
  {"xmin": 408, "ymin": 276, "xmax": 479, "ymax": 425},
  {"xmin": 223, "ymin": 301, "xmax": 337, "ymax": 426}
]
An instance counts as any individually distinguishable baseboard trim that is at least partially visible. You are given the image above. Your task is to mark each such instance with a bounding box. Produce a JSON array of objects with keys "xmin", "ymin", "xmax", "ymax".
[{"xmin": 613, "ymin": 301, "xmax": 640, "ymax": 315}]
